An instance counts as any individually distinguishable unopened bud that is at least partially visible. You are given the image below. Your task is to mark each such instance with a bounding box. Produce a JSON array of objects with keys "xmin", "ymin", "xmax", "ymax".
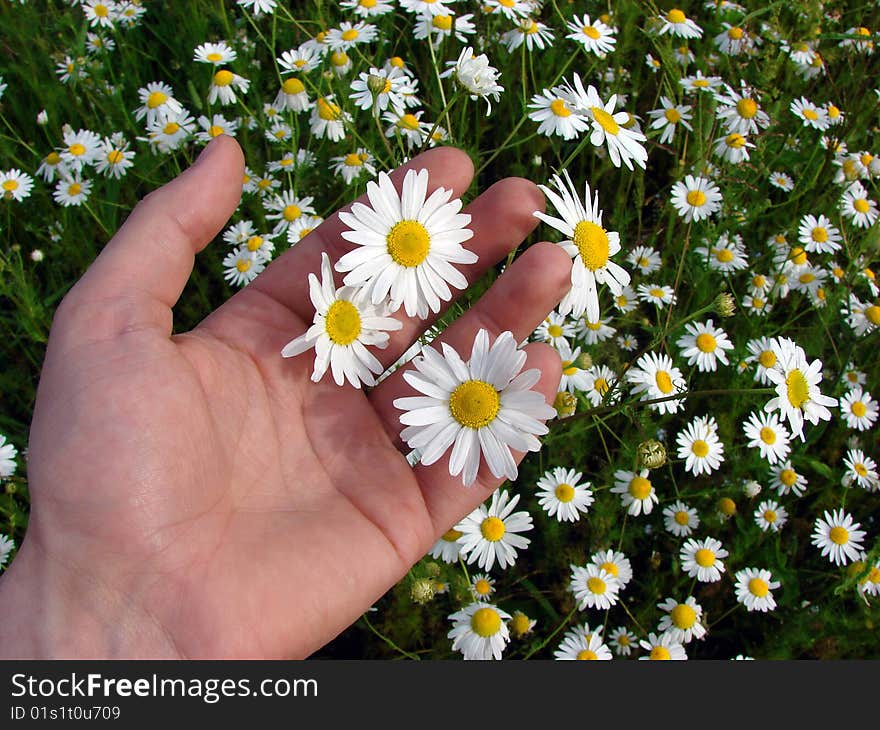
[
  {"xmin": 410, "ymin": 578, "xmax": 436, "ymax": 605},
  {"xmin": 714, "ymin": 292, "xmax": 736, "ymax": 318},
  {"xmin": 36, "ymin": 110, "xmax": 48, "ymax": 125},
  {"xmin": 637, "ymin": 439, "xmax": 667, "ymax": 470},
  {"xmin": 553, "ymin": 391, "xmax": 577, "ymax": 418},
  {"xmin": 367, "ymin": 73, "xmax": 387, "ymax": 95},
  {"xmin": 575, "ymin": 352, "xmax": 593, "ymax": 370},
  {"xmin": 743, "ymin": 480, "xmax": 762, "ymax": 498}
]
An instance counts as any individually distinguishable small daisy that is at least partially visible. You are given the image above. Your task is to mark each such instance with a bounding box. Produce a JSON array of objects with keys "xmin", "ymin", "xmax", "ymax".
[
  {"xmin": 637, "ymin": 283, "xmax": 677, "ymax": 308},
  {"xmin": 0, "ymin": 169, "xmax": 34, "ymax": 202},
  {"xmin": 680, "ymin": 537, "xmax": 728, "ymax": 583},
  {"xmin": 647, "ymin": 97, "xmax": 693, "ymax": 145},
  {"xmin": 274, "ymin": 76, "xmax": 311, "ymax": 112},
  {"xmin": 812, "ymin": 509, "xmax": 867, "ymax": 566},
  {"xmin": 439, "ymin": 47, "xmax": 504, "ymax": 116},
  {"xmin": 734, "ymin": 568, "xmax": 780, "ymax": 612},
  {"xmin": 483, "ymin": 0, "xmax": 531, "ymax": 21},
  {"xmin": 713, "ymin": 132, "xmax": 755, "ymax": 163},
  {"xmin": 576, "ymin": 316, "xmax": 616, "ymax": 345},
  {"xmin": 657, "ymin": 597, "xmax": 706, "ymax": 644},
  {"xmin": 657, "ymin": 8, "xmax": 703, "ymax": 39},
  {"xmin": 527, "ymin": 89, "xmax": 590, "ymax": 140},
  {"xmin": 680, "ymin": 70, "xmax": 723, "ymax": 95},
  {"xmin": 536, "ymin": 466, "xmax": 594, "ymax": 522},
  {"xmin": 790, "ymin": 97, "xmax": 829, "ymax": 130},
  {"xmin": 428, "ymin": 527, "xmax": 464, "ymax": 563},
  {"xmin": 59, "ymin": 127, "xmax": 102, "ymax": 172},
  {"xmin": 194, "ymin": 41, "xmax": 237, "ymax": 65},
  {"xmin": 309, "ymin": 96, "xmax": 351, "ymax": 142},
  {"xmin": 557, "ymin": 343, "xmax": 591, "ymax": 393},
  {"xmin": 609, "ymin": 627, "xmax": 638, "ymax": 656},
  {"xmin": 532, "ymin": 312, "xmax": 576, "ymax": 348},
  {"xmin": 639, "ymin": 632, "xmax": 687, "ymax": 660},
  {"xmin": 627, "ymin": 245, "xmax": 663, "ymax": 275},
  {"xmin": 554, "ymin": 631, "xmax": 613, "ymax": 660},
  {"xmin": 500, "ymin": 18, "xmax": 555, "ymax": 52},
  {"xmin": 797, "ymin": 214, "xmax": 842, "ymax": 254},
  {"xmin": 94, "ymin": 133, "xmax": 135, "ymax": 179},
  {"xmin": 533, "ymin": 170, "xmax": 630, "ymax": 323},
  {"xmin": 611, "ymin": 468, "xmax": 659, "ymax": 516},
  {"xmin": 326, "ymin": 21, "xmax": 378, "ymax": 51},
  {"xmin": 414, "ymin": 12, "xmax": 476, "ymax": 48},
  {"xmin": 625, "ymin": 351, "xmax": 687, "ymax": 415},
  {"xmin": 769, "ymin": 171, "xmax": 795, "ymax": 191},
  {"xmin": 330, "ymin": 150, "xmax": 377, "ymax": 185},
  {"xmin": 264, "ymin": 190, "xmax": 316, "ymax": 235},
  {"xmin": 0, "ymin": 534, "xmax": 13, "ymax": 568},
  {"xmin": 456, "ymin": 489, "xmax": 534, "ymax": 570},
  {"xmin": 839, "ymin": 387, "xmax": 878, "ymax": 431},
  {"xmin": 570, "ymin": 563, "xmax": 620, "ymax": 610},
  {"xmin": 663, "ymin": 500, "xmax": 700, "ymax": 537},
  {"xmin": 195, "ymin": 114, "xmax": 239, "ymax": 144},
  {"xmin": 714, "ymin": 83, "xmax": 770, "ymax": 136},
  {"xmin": 277, "ymin": 46, "xmax": 322, "ymax": 74},
  {"xmin": 695, "ymin": 232, "xmax": 749, "ymax": 273},
  {"xmin": 675, "ymin": 416, "xmax": 725, "ymax": 476},
  {"xmin": 840, "ymin": 182, "xmax": 879, "ymax": 229},
  {"xmin": 590, "ymin": 549, "xmax": 633, "ymax": 590},
  {"xmin": 448, "ymin": 602, "xmax": 511, "ymax": 660},
  {"xmin": 742, "ymin": 411, "xmax": 791, "ymax": 465},
  {"xmin": 471, "ymin": 573, "xmax": 496, "ymax": 602},
  {"xmin": 583, "ymin": 365, "xmax": 619, "ymax": 407},
  {"xmin": 144, "ymin": 109, "xmax": 195, "ymax": 154},
  {"xmin": 754, "ymin": 499, "xmax": 788, "ymax": 533},
  {"xmin": 565, "ymin": 14, "xmax": 616, "ymax": 56},
  {"xmin": 383, "ymin": 109, "xmax": 432, "ymax": 149},
  {"xmin": 670, "ymin": 175, "xmax": 723, "ymax": 222},
  {"xmin": 745, "ymin": 336, "xmax": 781, "ymax": 385},
  {"xmin": 237, "ymin": 0, "xmax": 277, "ymax": 17},
  {"xmin": 222, "ymin": 246, "xmax": 265, "ymax": 287},
  {"xmin": 287, "ymin": 215, "xmax": 324, "ymax": 245},
  {"xmin": 676, "ymin": 319, "xmax": 734, "ymax": 372},
  {"xmin": 83, "ymin": 1, "xmax": 118, "ymax": 29},
  {"xmin": 714, "ymin": 23, "xmax": 752, "ymax": 55},
  {"xmin": 509, "ymin": 611, "xmax": 537, "ymax": 639},
  {"xmin": 52, "ymin": 174, "xmax": 92, "ymax": 207},
  {"xmin": 842, "ymin": 449, "xmax": 879, "ymax": 491},
  {"xmin": 280, "ymin": 252, "xmax": 403, "ymax": 389},
  {"xmin": 0, "ymin": 434, "xmax": 18, "ymax": 478},
  {"xmin": 36, "ymin": 151, "xmax": 67, "ymax": 183},
  {"xmin": 208, "ymin": 68, "xmax": 250, "ymax": 106},
  {"xmin": 341, "ymin": 0, "xmax": 395, "ymax": 16},
  {"xmin": 769, "ymin": 459, "xmax": 808, "ymax": 498},
  {"xmin": 613, "ymin": 285, "xmax": 638, "ymax": 313}
]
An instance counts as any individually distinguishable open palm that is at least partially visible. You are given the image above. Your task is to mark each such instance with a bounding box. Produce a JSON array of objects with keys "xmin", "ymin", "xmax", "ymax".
[{"xmin": 2, "ymin": 137, "xmax": 571, "ymax": 658}]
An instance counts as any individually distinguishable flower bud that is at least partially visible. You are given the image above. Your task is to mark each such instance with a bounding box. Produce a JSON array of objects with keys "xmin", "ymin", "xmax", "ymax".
[{"xmin": 637, "ymin": 439, "xmax": 667, "ymax": 470}]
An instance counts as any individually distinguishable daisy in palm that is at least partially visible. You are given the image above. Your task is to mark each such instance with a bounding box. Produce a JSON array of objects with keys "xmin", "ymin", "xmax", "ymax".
[
  {"xmin": 811, "ymin": 509, "xmax": 866, "ymax": 566},
  {"xmin": 281, "ymin": 253, "xmax": 402, "ymax": 389},
  {"xmin": 455, "ymin": 489, "xmax": 533, "ymax": 570},
  {"xmin": 536, "ymin": 466, "xmax": 594, "ymax": 522},
  {"xmin": 676, "ymin": 319, "xmax": 734, "ymax": 372},
  {"xmin": 763, "ymin": 337, "xmax": 836, "ymax": 440},
  {"xmin": 448, "ymin": 602, "xmax": 511, "ymax": 660},
  {"xmin": 735, "ymin": 568, "xmax": 780, "ymax": 612},
  {"xmin": 336, "ymin": 168, "xmax": 476, "ymax": 319},
  {"xmin": 395, "ymin": 329, "xmax": 556, "ymax": 487},
  {"xmin": 533, "ymin": 170, "xmax": 630, "ymax": 323}
]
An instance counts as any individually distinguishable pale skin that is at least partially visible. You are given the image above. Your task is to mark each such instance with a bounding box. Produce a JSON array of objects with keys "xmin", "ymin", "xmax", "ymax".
[{"xmin": 0, "ymin": 137, "xmax": 572, "ymax": 658}]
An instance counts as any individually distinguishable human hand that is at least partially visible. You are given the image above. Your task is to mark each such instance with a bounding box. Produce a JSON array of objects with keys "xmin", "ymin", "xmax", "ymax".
[{"xmin": 0, "ymin": 136, "xmax": 571, "ymax": 658}]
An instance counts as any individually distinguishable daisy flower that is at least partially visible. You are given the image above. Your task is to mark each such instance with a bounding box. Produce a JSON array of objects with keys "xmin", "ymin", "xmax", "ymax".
[
  {"xmin": 742, "ymin": 411, "xmax": 791, "ymax": 465},
  {"xmin": 812, "ymin": 509, "xmax": 867, "ymax": 566},
  {"xmin": 583, "ymin": 364, "xmax": 619, "ymax": 407},
  {"xmin": 763, "ymin": 337, "xmax": 836, "ymax": 440},
  {"xmin": 769, "ymin": 460, "xmax": 808, "ymax": 498},
  {"xmin": 59, "ymin": 128, "xmax": 102, "ymax": 172},
  {"xmin": 264, "ymin": 190, "xmax": 316, "ymax": 235},
  {"xmin": 790, "ymin": 97, "xmax": 829, "ymax": 130},
  {"xmin": 576, "ymin": 316, "xmax": 615, "ymax": 344},
  {"xmin": 842, "ymin": 449, "xmax": 879, "ymax": 491},
  {"xmin": 769, "ymin": 171, "xmax": 795, "ymax": 191},
  {"xmin": 657, "ymin": 597, "xmax": 706, "ymax": 644},
  {"xmin": 440, "ymin": 47, "xmax": 504, "ymax": 116},
  {"xmin": 797, "ymin": 214, "xmax": 841, "ymax": 254},
  {"xmin": 36, "ymin": 151, "xmax": 66, "ymax": 183},
  {"xmin": 663, "ymin": 500, "xmax": 699, "ymax": 537},
  {"xmin": 675, "ymin": 416, "xmax": 725, "ymax": 476},
  {"xmin": 470, "ymin": 573, "xmax": 496, "ymax": 602},
  {"xmin": 414, "ymin": 13, "xmax": 476, "ymax": 48},
  {"xmin": 712, "ymin": 132, "xmax": 755, "ymax": 164},
  {"xmin": 839, "ymin": 387, "xmax": 878, "ymax": 431},
  {"xmin": 715, "ymin": 23, "xmax": 752, "ymax": 55},
  {"xmin": 500, "ymin": 18, "xmax": 555, "ymax": 52},
  {"xmin": 532, "ymin": 312, "xmax": 576, "ymax": 348},
  {"xmin": 734, "ymin": 568, "xmax": 780, "ymax": 612},
  {"xmin": 754, "ymin": 499, "xmax": 788, "ymax": 533},
  {"xmin": 326, "ymin": 21, "xmax": 378, "ymax": 51},
  {"xmin": 676, "ymin": 319, "xmax": 734, "ymax": 372},
  {"xmin": 844, "ymin": 295, "xmax": 880, "ymax": 336},
  {"xmin": 656, "ymin": 8, "xmax": 703, "ymax": 39},
  {"xmin": 382, "ymin": 109, "xmax": 432, "ymax": 149},
  {"xmin": 590, "ymin": 549, "xmax": 633, "ymax": 590},
  {"xmin": 208, "ymin": 68, "xmax": 249, "ymax": 105},
  {"xmin": 448, "ymin": 602, "xmax": 511, "ymax": 660},
  {"xmin": 609, "ymin": 627, "xmax": 638, "ymax": 656},
  {"xmin": 533, "ymin": 170, "xmax": 630, "ymax": 322},
  {"xmin": 194, "ymin": 41, "xmax": 237, "ymax": 66},
  {"xmin": 670, "ymin": 175, "xmax": 723, "ymax": 222},
  {"xmin": 280, "ymin": 253, "xmax": 403, "ymax": 389},
  {"xmin": 144, "ymin": 109, "xmax": 196, "ymax": 154},
  {"xmin": 746, "ymin": 336, "xmax": 781, "ymax": 385},
  {"xmin": 274, "ymin": 77, "xmax": 311, "ymax": 112},
  {"xmin": 647, "ymin": 97, "xmax": 693, "ymax": 145},
  {"xmin": 83, "ymin": 1, "xmax": 117, "ymax": 28},
  {"xmin": 53, "ymin": 175, "xmax": 92, "ymax": 207},
  {"xmin": 237, "ymin": 0, "xmax": 277, "ymax": 17},
  {"xmin": 527, "ymin": 89, "xmax": 589, "ymax": 140},
  {"xmin": 570, "ymin": 564, "xmax": 620, "ymax": 610},
  {"xmin": 277, "ymin": 46, "xmax": 322, "ymax": 74},
  {"xmin": 565, "ymin": 14, "xmax": 616, "ymax": 55},
  {"xmin": 428, "ymin": 527, "xmax": 464, "ymax": 563},
  {"xmin": 330, "ymin": 150, "xmax": 377, "ymax": 185},
  {"xmin": 483, "ymin": 0, "xmax": 531, "ymax": 21},
  {"xmin": 627, "ymin": 245, "xmax": 662, "ymax": 275},
  {"xmin": 696, "ymin": 232, "xmax": 749, "ymax": 273},
  {"xmin": 714, "ymin": 83, "xmax": 770, "ymax": 136},
  {"xmin": 625, "ymin": 351, "xmax": 687, "ymax": 415},
  {"xmin": 639, "ymin": 632, "xmax": 687, "ymax": 660},
  {"xmin": 557, "ymin": 342, "xmax": 591, "ymax": 393},
  {"xmin": 287, "ymin": 215, "xmax": 324, "ymax": 245},
  {"xmin": 400, "ymin": 0, "xmax": 455, "ymax": 16},
  {"xmin": 611, "ymin": 468, "xmax": 659, "ymax": 516},
  {"xmin": 554, "ymin": 632, "xmax": 613, "ymax": 660},
  {"xmin": 308, "ymin": 96, "xmax": 351, "ymax": 142},
  {"xmin": 0, "ymin": 434, "xmax": 17, "ymax": 478},
  {"xmin": 195, "ymin": 114, "xmax": 239, "ymax": 144},
  {"xmin": 680, "ymin": 537, "xmax": 727, "ymax": 583},
  {"xmin": 0, "ymin": 169, "xmax": 34, "ymax": 202},
  {"xmin": 637, "ymin": 282, "xmax": 677, "ymax": 308},
  {"xmin": 0, "ymin": 534, "xmax": 13, "ymax": 567},
  {"xmin": 613, "ymin": 284, "xmax": 638, "ymax": 313},
  {"xmin": 455, "ymin": 489, "xmax": 534, "ymax": 570},
  {"xmin": 536, "ymin": 466, "xmax": 594, "ymax": 522},
  {"xmin": 395, "ymin": 330, "xmax": 555, "ymax": 486},
  {"xmin": 680, "ymin": 70, "xmax": 723, "ymax": 95},
  {"xmin": 336, "ymin": 168, "xmax": 476, "ymax": 319},
  {"xmin": 222, "ymin": 247, "xmax": 265, "ymax": 287},
  {"xmin": 840, "ymin": 182, "xmax": 878, "ymax": 228},
  {"xmin": 509, "ymin": 611, "xmax": 537, "ymax": 639}
]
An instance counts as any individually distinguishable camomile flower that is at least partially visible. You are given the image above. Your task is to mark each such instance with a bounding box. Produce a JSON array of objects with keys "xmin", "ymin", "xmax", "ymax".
[
  {"xmin": 287, "ymin": 215, "xmax": 323, "ymax": 245},
  {"xmin": 844, "ymin": 295, "xmax": 880, "ymax": 336},
  {"xmin": 455, "ymin": 489, "xmax": 534, "ymax": 570},
  {"xmin": 673, "ymin": 44, "xmax": 695, "ymax": 66},
  {"xmin": 695, "ymin": 232, "xmax": 749, "ymax": 273},
  {"xmin": 657, "ymin": 597, "xmax": 706, "ymax": 644},
  {"xmin": 712, "ymin": 132, "xmax": 754, "ymax": 163},
  {"xmin": 194, "ymin": 41, "xmax": 237, "ymax": 65},
  {"xmin": 790, "ymin": 97, "xmax": 829, "ymax": 130},
  {"xmin": 534, "ymin": 170, "xmax": 630, "ymax": 322},
  {"xmin": 59, "ymin": 127, "xmax": 101, "ymax": 172},
  {"xmin": 742, "ymin": 411, "xmax": 791, "ymax": 465},
  {"xmin": 565, "ymin": 14, "xmax": 616, "ymax": 55},
  {"xmin": 396, "ymin": 330, "xmax": 555, "ymax": 487},
  {"xmin": 93, "ymin": 133, "xmax": 135, "ymax": 179},
  {"xmin": 0, "ymin": 434, "xmax": 18, "ymax": 478},
  {"xmin": 763, "ymin": 337, "xmax": 836, "ymax": 440},
  {"xmin": 812, "ymin": 509, "xmax": 866, "ymax": 567},
  {"xmin": 842, "ymin": 449, "xmax": 879, "ymax": 491},
  {"xmin": 735, "ymin": 568, "xmax": 780, "ymax": 612},
  {"xmin": 670, "ymin": 175, "xmax": 723, "ymax": 222},
  {"xmin": 797, "ymin": 214, "xmax": 841, "ymax": 254},
  {"xmin": 382, "ymin": 108, "xmax": 432, "ymax": 149},
  {"xmin": 676, "ymin": 319, "xmax": 734, "ymax": 372},
  {"xmin": 277, "ymin": 46, "xmax": 322, "ymax": 74},
  {"xmin": 754, "ymin": 499, "xmax": 788, "ymax": 533},
  {"xmin": 350, "ymin": 67, "xmax": 410, "ymax": 112},
  {"xmin": 470, "ymin": 573, "xmax": 496, "ymax": 602},
  {"xmin": 509, "ymin": 611, "xmax": 537, "ymax": 639},
  {"xmin": 341, "ymin": 0, "xmax": 395, "ymax": 16},
  {"xmin": 209, "ymin": 68, "xmax": 250, "ymax": 105},
  {"xmin": 576, "ymin": 316, "xmax": 615, "ymax": 345},
  {"xmin": 36, "ymin": 151, "xmax": 67, "ymax": 183},
  {"xmin": 840, "ymin": 182, "xmax": 878, "ymax": 228},
  {"xmin": 583, "ymin": 364, "xmax": 619, "ymax": 407},
  {"xmin": 680, "ymin": 70, "xmax": 723, "ymax": 95},
  {"xmin": 336, "ymin": 168, "xmax": 476, "ymax": 319},
  {"xmin": 143, "ymin": 110, "xmax": 195, "ymax": 154},
  {"xmin": 676, "ymin": 416, "xmax": 725, "ymax": 476},
  {"xmin": 83, "ymin": 1, "xmax": 117, "ymax": 28},
  {"xmin": 680, "ymin": 537, "xmax": 727, "ymax": 582},
  {"xmin": 264, "ymin": 190, "xmax": 316, "ymax": 235},
  {"xmin": 612, "ymin": 468, "xmax": 659, "ymax": 516},
  {"xmin": 195, "ymin": 114, "xmax": 239, "ymax": 144},
  {"xmin": 52, "ymin": 174, "xmax": 92, "ymax": 207},
  {"xmin": 656, "ymin": 8, "xmax": 703, "ymax": 39},
  {"xmin": 639, "ymin": 632, "xmax": 687, "ymax": 660},
  {"xmin": 532, "ymin": 311, "xmax": 576, "ymax": 348},
  {"xmin": 400, "ymin": 0, "xmax": 456, "ymax": 17},
  {"xmin": 414, "ymin": 12, "xmax": 476, "ymax": 48},
  {"xmin": 483, "ymin": 0, "xmax": 531, "ymax": 21},
  {"xmin": 663, "ymin": 500, "xmax": 699, "ymax": 537},
  {"xmin": 448, "ymin": 602, "xmax": 511, "ymax": 660},
  {"xmin": 500, "ymin": 18, "xmax": 555, "ymax": 52},
  {"xmin": 824, "ymin": 102, "xmax": 845, "ymax": 126},
  {"xmin": 613, "ymin": 284, "xmax": 638, "ymax": 313},
  {"xmin": 273, "ymin": 76, "xmax": 311, "ymax": 112},
  {"xmin": 637, "ymin": 282, "xmax": 677, "ymax": 308},
  {"xmin": 536, "ymin": 466, "xmax": 594, "ymax": 522},
  {"xmin": 714, "ymin": 23, "xmax": 752, "ymax": 55},
  {"xmin": 0, "ymin": 169, "xmax": 34, "ymax": 202},
  {"xmin": 554, "ymin": 631, "xmax": 613, "ymax": 660},
  {"xmin": 0, "ymin": 534, "xmax": 13, "ymax": 567},
  {"xmin": 527, "ymin": 89, "xmax": 589, "ymax": 140},
  {"xmin": 134, "ymin": 82, "xmax": 184, "ymax": 128},
  {"xmin": 609, "ymin": 627, "xmax": 638, "ymax": 656},
  {"xmin": 428, "ymin": 527, "xmax": 464, "ymax": 563},
  {"xmin": 625, "ymin": 351, "xmax": 687, "ymax": 415},
  {"xmin": 647, "ymin": 97, "xmax": 693, "ymax": 144},
  {"xmin": 326, "ymin": 20, "xmax": 378, "ymax": 51},
  {"xmin": 237, "ymin": 0, "xmax": 277, "ymax": 17},
  {"xmin": 769, "ymin": 171, "xmax": 795, "ymax": 191},
  {"xmin": 440, "ymin": 47, "xmax": 504, "ymax": 116},
  {"xmin": 557, "ymin": 342, "xmax": 591, "ymax": 393},
  {"xmin": 769, "ymin": 459, "xmax": 807, "ymax": 498},
  {"xmin": 590, "ymin": 549, "xmax": 633, "ymax": 590},
  {"xmin": 746, "ymin": 336, "xmax": 781, "ymax": 385},
  {"xmin": 714, "ymin": 83, "xmax": 770, "ymax": 136},
  {"xmin": 330, "ymin": 150, "xmax": 377, "ymax": 185},
  {"xmin": 570, "ymin": 564, "xmax": 620, "ymax": 610},
  {"xmin": 280, "ymin": 252, "xmax": 403, "ymax": 389},
  {"xmin": 839, "ymin": 387, "xmax": 878, "ymax": 431},
  {"xmin": 222, "ymin": 246, "xmax": 265, "ymax": 287},
  {"xmin": 627, "ymin": 245, "xmax": 662, "ymax": 275}
]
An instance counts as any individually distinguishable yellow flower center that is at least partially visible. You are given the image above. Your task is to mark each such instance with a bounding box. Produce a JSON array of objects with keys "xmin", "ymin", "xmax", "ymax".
[
  {"xmin": 470, "ymin": 607, "xmax": 501, "ymax": 637},
  {"xmin": 667, "ymin": 9, "xmax": 686, "ymax": 23},
  {"xmin": 45, "ymin": 151, "xmax": 62, "ymax": 165},
  {"xmin": 671, "ymin": 604, "xmax": 697, "ymax": 629},
  {"xmin": 209, "ymin": 125, "xmax": 225, "ymax": 138},
  {"xmin": 2, "ymin": 179, "xmax": 18, "ymax": 192},
  {"xmin": 94, "ymin": 4, "xmax": 109, "ymax": 17},
  {"xmin": 398, "ymin": 113, "xmax": 421, "ymax": 131},
  {"xmin": 360, "ymin": 0, "xmax": 377, "ymax": 7},
  {"xmin": 601, "ymin": 561, "xmax": 618, "ymax": 577},
  {"xmin": 474, "ymin": 578, "xmax": 492, "ymax": 595},
  {"xmin": 628, "ymin": 476, "xmax": 652, "ymax": 500},
  {"xmin": 851, "ymin": 401, "xmax": 867, "ymax": 418},
  {"xmin": 68, "ymin": 143, "xmax": 86, "ymax": 157},
  {"xmin": 147, "ymin": 90, "xmax": 170, "ymax": 109},
  {"xmin": 594, "ymin": 378, "xmax": 609, "ymax": 395},
  {"xmin": 693, "ymin": 79, "xmax": 709, "ymax": 88},
  {"xmin": 341, "ymin": 28, "xmax": 359, "ymax": 41},
  {"xmin": 736, "ymin": 98, "xmax": 758, "ymax": 119},
  {"xmin": 550, "ymin": 98, "xmax": 572, "ymax": 117},
  {"xmin": 752, "ymin": 298, "xmax": 765, "ymax": 309},
  {"xmin": 865, "ymin": 305, "xmax": 880, "ymax": 326},
  {"xmin": 811, "ymin": 227, "xmax": 828, "ymax": 243},
  {"xmin": 442, "ymin": 528, "xmax": 463, "ymax": 542},
  {"xmin": 779, "ymin": 469, "xmax": 797, "ymax": 487},
  {"xmin": 763, "ymin": 510, "xmax": 777, "ymax": 523},
  {"xmin": 760, "ymin": 427, "xmax": 776, "ymax": 445},
  {"xmin": 728, "ymin": 27, "xmax": 744, "ymax": 40},
  {"xmin": 655, "ymin": 370, "xmax": 673, "ymax": 394},
  {"xmin": 590, "ymin": 106, "xmax": 619, "ymax": 135},
  {"xmin": 651, "ymin": 646, "xmax": 672, "ymax": 660},
  {"xmin": 860, "ymin": 153, "xmax": 874, "ymax": 167},
  {"xmin": 718, "ymin": 497, "xmax": 736, "ymax": 515},
  {"xmin": 788, "ymin": 246, "xmax": 807, "ymax": 265},
  {"xmin": 432, "ymin": 15, "xmax": 453, "ymax": 31},
  {"xmin": 67, "ymin": 182, "xmax": 82, "ymax": 196},
  {"xmin": 748, "ymin": 578, "xmax": 769, "ymax": 597},
  {"xmin": 695, "ymin": 549, "xmax": 715, "ymax": 567},
  {"xmin": 555, "ymin": 483, "xmax": 575, "ymax": 502},
  {"xmin": 674, "ymin": 510, "xmax": 690, "ymax": 526},
  {"xmin": 785, "ymin": 369, "xmax": 810, "ymax": 409},
  {"xmin": 829, "ymin": 526, "xmax": 849, "ymax": 545},
  {"xmin": 386, "ymin": 219, "xmax": 430, "ymax": 267},
  {"xmin": 561, "ymin": 360, "xmax": 578, "ymax": 377},
  {"xmin": 546, "ymin": 324, "xmax": 563, "ymax": 338},
  {"xmin": 576, "ymin": 649, "xmax": 599, "ymax": 660},
  {"xmin": 161, "ymin": 121, "xmax": 179, "ymax": 136},
  {"xmin": 572, "ymin": 220, "xmax": 610, "ymax": 271},
  {"xmin": 282, "ymin": 77, "xmax": 305, "ymax": 95},
  {"xmin": 450, "ymin": 380, "xmax": 500, "ymax": 430},
  {"xmin": 587, "ymin": 577, "xmax": 606, "ymax": 594},
  {"xmin": 324, "ymin": 299, "xmax": 362, "ymax": 345},
  {"xmin": 686, "ymin": 189, "xmax": 706, "ymax": 207},
  {"xmin": 236, "ymin": 258, "xmax": 251, "ymax": 273},
  {"xmin": 726, "ymin": 133, "xmax": 746, "ymax": 149},
  {"xmin": 798, "ymin": 272, "xmax": 815, "ymax": 284},
  {"xmin": 206, "ymin": 52, "xmax": 223, "ymax": 62},
  {"xmin": 245, "ymin": 236, "xmax": 263, "ymax": 252},
  {"xmin": 317, "ymin": 98, "xmax": 341, "ymax": 120},
  {"xmin": 282, "ymin": 205, "xmax": 302, "ymax": 222},
  {"xmin": 331, "ymin": 51, "xmax": 349, "ymax": 67},
  {"xmin": 582, "ymin": 25, "xmax": 600, "ymax": 39},
  {"xmin": 855, "ymin": 463, "xmax": 868, "ymax": 477},
  {"xmin": 664, "ymin": 108, "xmax": 681, "ymax": 123},
  {"xmin": 480, "ymin": 516, "xmax": 506, "ymax": 542},
  {"xmin": 343, "ymin": 152, "xmax": 365, "ymax": 168},
  {"xmin": 691, "ymin": 439, "xmax": 709, "ymax": 458},
  {"xmin": 696, "ymin": 333, "xmax": 717, "ymax": 352},
  {"xmin": 649, "ymin": 287, "xmax": 665, "ymax": 298},
  {"xmin": 213, "ymin": 69, "xmax": 234, "ymax": 87},
  {"xmin": 803, "ymin": 108, "xmax": 819, "ymax": 121},
  {"xmin": 853, "ymin": 199, "xmax": 870, "ymax": 214}
]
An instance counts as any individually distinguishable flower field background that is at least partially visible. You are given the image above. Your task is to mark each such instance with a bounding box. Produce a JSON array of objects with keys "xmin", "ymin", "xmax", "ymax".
[{"xmin": 1, "ymin": 0, "xmax": 879, "ymax": 659}]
